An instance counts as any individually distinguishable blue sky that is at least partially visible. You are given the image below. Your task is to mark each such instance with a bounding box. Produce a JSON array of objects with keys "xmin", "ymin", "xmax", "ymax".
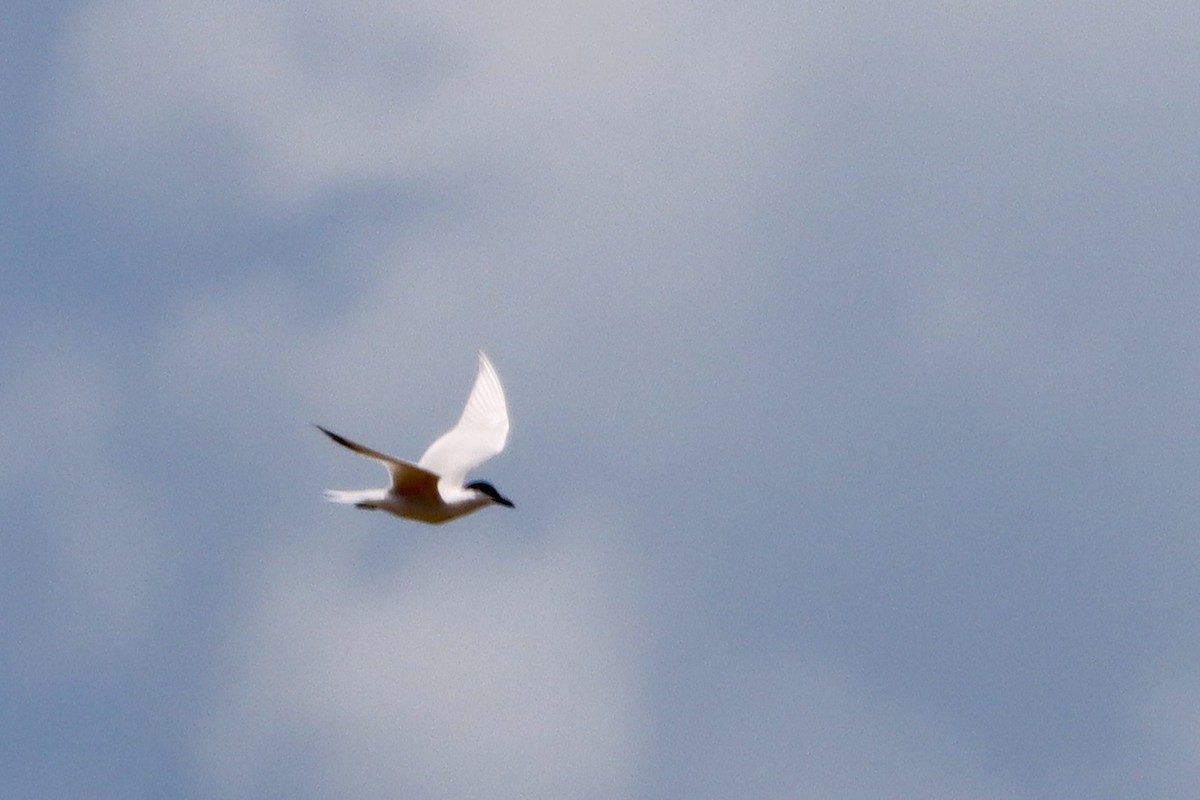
[{"xmin": 5, "ymin": 1, "xmax": 1200, "ymax": 797}]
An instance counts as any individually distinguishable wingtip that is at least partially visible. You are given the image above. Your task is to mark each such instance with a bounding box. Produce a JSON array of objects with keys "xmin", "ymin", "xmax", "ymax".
[
  {"xmin": 477, "ymin": 350, "xmax": 500, "ymax": 381},
  {"xmin": 313, "ymin": 424, "xmax": 348, "ymax": 447}
]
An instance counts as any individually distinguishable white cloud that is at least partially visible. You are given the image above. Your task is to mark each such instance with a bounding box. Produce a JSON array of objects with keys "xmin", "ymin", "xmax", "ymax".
[
  {"xmin": 195, "ymin": 515, "xmax": 646, "ymax": 799},
  {"xmin": 51, "ymin": 0, "xmax": 807, "ymax": 457},
  {"xmin": 43, "ymin": 0, "xmax": 807, "ymax": 217},
  {"xmin": 43, "ymin": 0, "xmax": 435, "ymax": 213}
]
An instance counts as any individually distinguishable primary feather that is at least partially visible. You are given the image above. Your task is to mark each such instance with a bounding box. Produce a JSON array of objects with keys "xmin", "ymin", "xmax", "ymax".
[{"xmin": 418, "ymin": 351, "xmax": 510, "ymax": 490}]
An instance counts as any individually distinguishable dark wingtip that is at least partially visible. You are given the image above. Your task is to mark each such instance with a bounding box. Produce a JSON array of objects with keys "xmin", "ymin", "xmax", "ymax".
[{"xmin": 313, "ymin": 424, "xmax": 348, "ymax": 447}]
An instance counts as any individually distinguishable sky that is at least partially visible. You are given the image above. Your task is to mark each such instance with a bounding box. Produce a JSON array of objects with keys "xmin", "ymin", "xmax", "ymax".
[{"xmin": 4, "ymin": 1, "xmax": 1200, "ymax": 797}]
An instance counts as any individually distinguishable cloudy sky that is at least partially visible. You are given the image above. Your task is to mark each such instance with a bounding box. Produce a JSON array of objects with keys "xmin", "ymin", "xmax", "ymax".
[{"xmin": 5, "ymin": 1, "xmax": 1200, "ymax": 797}]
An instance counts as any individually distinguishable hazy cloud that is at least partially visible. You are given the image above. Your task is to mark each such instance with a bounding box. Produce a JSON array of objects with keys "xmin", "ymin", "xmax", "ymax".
[
  {"xmin": 8, "ymin": 0, "xmax": 1200, "ymax": 797},
  {"xmin": 197, "ymin": 520, "xmax": 646, "ymax": 799}
]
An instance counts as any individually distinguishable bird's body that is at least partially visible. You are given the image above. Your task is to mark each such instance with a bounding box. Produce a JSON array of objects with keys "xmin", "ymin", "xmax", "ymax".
[
  {"xmin": 322, "ymin": 486, "xmax": 497, "ymax": 524},
  {"xmin": 317, "ymin": 351, "xmax": 513, "ymax": 524}
]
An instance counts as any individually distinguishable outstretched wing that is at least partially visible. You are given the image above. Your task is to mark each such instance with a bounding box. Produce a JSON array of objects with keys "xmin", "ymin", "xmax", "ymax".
[
  {"xmin": 418, "ymin": 351, "xmax": 510, "ymax": 488},
  {"xmin": 315, "ymin": 424, "xmax": 441, "ymax": 501}
]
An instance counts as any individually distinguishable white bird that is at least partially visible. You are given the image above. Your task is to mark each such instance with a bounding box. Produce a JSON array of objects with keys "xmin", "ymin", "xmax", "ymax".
[{"xmin": 316, "ymin": 350, "xmax": 513, "ymax": 524}]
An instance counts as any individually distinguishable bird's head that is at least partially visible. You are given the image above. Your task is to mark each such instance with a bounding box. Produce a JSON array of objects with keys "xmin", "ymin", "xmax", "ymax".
[{"xmin": 466, "ymin": 480, "xmax": 514, "ymax": 508}]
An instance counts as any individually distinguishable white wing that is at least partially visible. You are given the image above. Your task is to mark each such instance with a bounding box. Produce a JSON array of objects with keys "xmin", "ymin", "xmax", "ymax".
[{"xmin": 418, "ymin": 351, "xmax": 510, "ymax": 487}]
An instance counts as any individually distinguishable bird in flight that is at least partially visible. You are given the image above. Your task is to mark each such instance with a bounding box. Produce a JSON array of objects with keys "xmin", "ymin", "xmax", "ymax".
[{"xmin": 316, "ymin": 350, "xmax": 513, "ymax": 524}]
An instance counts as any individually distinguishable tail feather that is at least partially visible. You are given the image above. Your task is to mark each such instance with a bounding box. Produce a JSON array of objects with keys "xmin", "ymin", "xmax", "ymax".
[{"xmin": 324, "ymin": 489, "xmax": 381, "ymax": 507}]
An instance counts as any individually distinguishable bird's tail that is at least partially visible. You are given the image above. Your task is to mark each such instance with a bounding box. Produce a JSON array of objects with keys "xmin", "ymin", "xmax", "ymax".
[{"xmin": 324, "ymin": 489, "xmax": 382, "ymax": 507}]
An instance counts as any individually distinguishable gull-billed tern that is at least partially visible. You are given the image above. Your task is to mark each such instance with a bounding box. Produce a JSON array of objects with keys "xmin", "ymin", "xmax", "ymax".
[{"xmin": 316, "ymin": 351, "xmax": 513, "ymax": 523}]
